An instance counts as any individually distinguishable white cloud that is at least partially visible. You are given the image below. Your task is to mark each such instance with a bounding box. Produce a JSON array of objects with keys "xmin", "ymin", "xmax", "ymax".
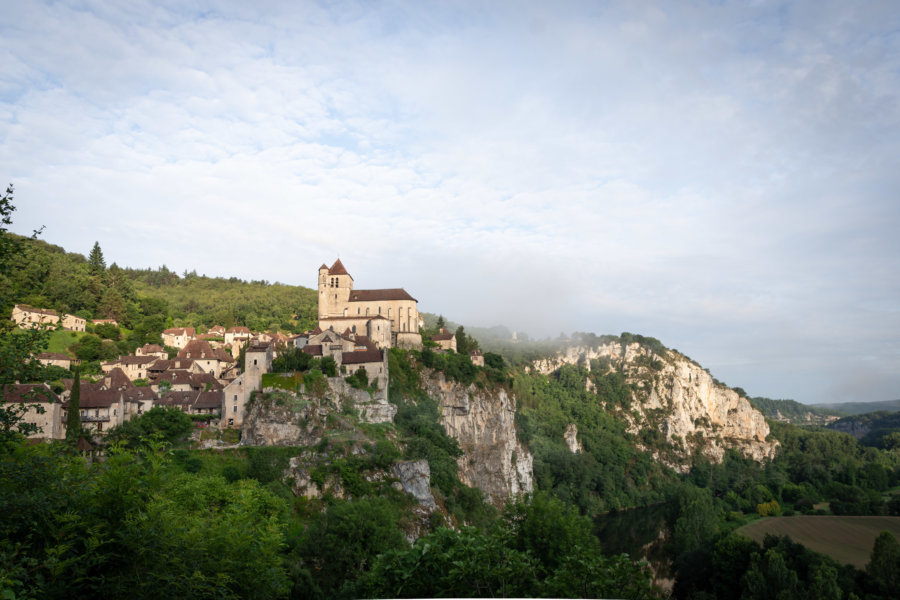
[{"xmin": 2, "ymin": 0, "xmax": 899, "ymax": 403}]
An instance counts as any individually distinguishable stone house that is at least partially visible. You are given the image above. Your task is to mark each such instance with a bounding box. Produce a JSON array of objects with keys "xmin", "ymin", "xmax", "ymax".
[
  {"xmin": 11, "ymin": 304, "xmax": 59, "ymax": 328},
  {"xmin": 470, "ymin": 349, "xmax": 485, "ymax": 367},
  {"xmin": 36, "ymin": 352, "xmax": 74, "ymax": 370},
  {"xmin": 161, "ymin": 327, "xmax": 196, "ymax": 349},
  {"xmin": 224, "ymin": 326, "xmax": 251, "ymax": 346},
  {"xmin": 1, "ymin": 383, "xmax": 64, "ymax": 439},
  {"xmin": 157, "ymin": 390, "xmax": 222, "ymax": 416},
  {"xmin": 317, "ymin": 259, "xmax": 423, "ymax": 349},
  {"xmin": 432, "ymin": 328, "xmax": 457, "ymax": 352},
  {"xmin": 207, "ymin": 325, "xmax": 226, "ymax": 337},
  {"xmin": 61, "ymin": 314, "xmax": 86, "ymax": 332},
  {"xmin": 177, "ymin": 340, "xmax": 236, "ymax": 379},
  {"xmin": 303, "ymin": 328, "xmax": 388, "ymax": 390},
  {"xmin": 135, "ymin": 344, "xmax": 167, "ymax": 360},
  {"xmin": 101, "ymin": 355, "xmax": 158, "ymax": 381}
]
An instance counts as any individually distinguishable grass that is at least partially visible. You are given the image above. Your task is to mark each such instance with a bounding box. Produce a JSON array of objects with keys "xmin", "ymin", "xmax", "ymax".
[
  {"xmin": 737, "ymin": 516, "xmax": 900, "ymax": 568},
  {"xmin": 47, "ymin": 330, "xmax": 83, "ymax": 354}
]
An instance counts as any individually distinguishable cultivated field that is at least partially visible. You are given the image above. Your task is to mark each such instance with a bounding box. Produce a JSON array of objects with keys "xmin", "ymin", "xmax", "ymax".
[{"xmin": 737, "ymin": 516, "xmax": 900, "ymax": 568}]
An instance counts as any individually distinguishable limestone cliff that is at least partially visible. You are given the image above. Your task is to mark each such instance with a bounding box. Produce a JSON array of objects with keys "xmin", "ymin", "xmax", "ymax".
[
  {"xmin": 423, "ymin": 371, "xmax": 533, "ymax": 505},
  {"xmin": 241, "ymin": 378, "xmax": 395, "ymax": 446},
  {"xmin": 532, "ymin": 342, "xmax": 778, "ymax": 469}
]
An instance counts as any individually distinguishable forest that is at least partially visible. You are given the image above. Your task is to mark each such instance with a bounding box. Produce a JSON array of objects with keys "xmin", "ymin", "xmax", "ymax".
[{"xmin": 2, "ymin": 186, "xmax": 900, "ymax": 599}]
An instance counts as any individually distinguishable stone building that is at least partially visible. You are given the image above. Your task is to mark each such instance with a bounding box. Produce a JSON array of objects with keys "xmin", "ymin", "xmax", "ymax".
[
  {"xmin": 1, "ymin": 383, "xmax": 64, "ymax": 439},
  {"xmin": 317, "ymin": 259, "xmax": 422, "ymax": 349},
  {"xmin": 11, "ymin": 304, "xmax": 84, "ymax": 331},
  {"xmin": 432, "ymin": 328, "xmax": 457, "ymax": 352},
  {"xmin": 162, "ymin": 327, "xmax": 196, "ymax": 349}
]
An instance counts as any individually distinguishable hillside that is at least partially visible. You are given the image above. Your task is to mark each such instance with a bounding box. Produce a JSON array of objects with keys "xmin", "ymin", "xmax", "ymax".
[
  {"xmin": 0, "ymin": 235, "xmax": 318, "ymax": 333},
  {"xmin": 814, "ymin": 399, "xmax": 900, "ymax": 415},
  {"xmin": 749, "ymin": 396, "xmax": 845, "ymax": 426},
  {"xmin": 828, "ymin": 411, "xmax": 900, "ymax": 449}
]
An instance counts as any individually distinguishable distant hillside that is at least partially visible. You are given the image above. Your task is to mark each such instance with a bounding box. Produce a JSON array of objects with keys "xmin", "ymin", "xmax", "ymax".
[
  {"xmin": 827, "ymin": 411, "xmax": 900, "ymax": 449},
  {"xmin": 1, "ymin": 235, "xmax": 317, "ymax": 333},
  {"xmin": 747, "ymin": 397, "xmax": 845, "ymax": 426},
  {"xmin": 812, "ymin": 399, "xmax": 900, "ymax": 415}
]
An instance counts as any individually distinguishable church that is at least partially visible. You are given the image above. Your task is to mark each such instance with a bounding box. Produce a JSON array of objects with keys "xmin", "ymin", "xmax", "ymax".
[{"xmin": 317, "ymin": 259, "xmax": 423, "ymax": 349}]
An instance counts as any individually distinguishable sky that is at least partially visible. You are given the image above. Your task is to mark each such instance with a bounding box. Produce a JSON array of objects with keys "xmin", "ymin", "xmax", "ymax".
[{"xmin": 2, "ymin": 0, "xmax": 899, "ymax": 404}]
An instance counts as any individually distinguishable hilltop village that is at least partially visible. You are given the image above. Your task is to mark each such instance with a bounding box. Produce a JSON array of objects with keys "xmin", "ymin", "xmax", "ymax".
[{"xmin": 8, "ymin": 259, "xmax": 476, "ymax": 441}]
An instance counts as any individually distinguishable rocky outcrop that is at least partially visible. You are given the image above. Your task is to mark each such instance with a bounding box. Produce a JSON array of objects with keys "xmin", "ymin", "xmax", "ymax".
[
  {"xmin": 423, "ymin": 371, "xmax": 533, "ymax": 505},
  {"xmin": 532, "ymin": 343, "xmax": 778, "ymax": 469},
  {"xmin": 391, "ymin": 460, "xmax": 436, "ymax": 509},
  {"xmin": 241, "ymin": 377, "xmax": 396, "ymax": 446},
  {"xmin": 242, "ymin": 391, "xmax": 326, "ymax": 447},
  {"xmin": 564, "ymin": 423, "xmax": 582, "ymax": 453}
]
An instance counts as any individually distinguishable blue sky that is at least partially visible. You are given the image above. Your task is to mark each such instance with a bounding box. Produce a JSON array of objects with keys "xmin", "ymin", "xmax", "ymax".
[{"xmin": 2, "ymin": 1, "xmax": 899, "ymax": 404}]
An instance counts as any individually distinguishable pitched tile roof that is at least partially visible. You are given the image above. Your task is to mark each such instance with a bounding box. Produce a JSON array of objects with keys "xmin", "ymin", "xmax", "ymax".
[
  {"xmin": 348, "ymin": 288, "xmax": 417, "ymax": 302},
  {"xmin": 328, "ymin": 258, "xmax": 350, "ymax": 276},
  {"xmin": 342, "ymin": 349, "xmax": 384, "ymax": 364},
  {"xmin": 1, "ymin": 383, "xmax": 58, "ymax": 404}
]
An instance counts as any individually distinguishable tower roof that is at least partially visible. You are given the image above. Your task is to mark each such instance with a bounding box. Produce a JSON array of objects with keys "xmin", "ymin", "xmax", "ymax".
[
  {"xmin": 328, "ymin": 258, "xmax": 350, "ymax": 277},
  {"xmin": 319, "ymin": 263, "xmax": 328, "ymax": 270}
]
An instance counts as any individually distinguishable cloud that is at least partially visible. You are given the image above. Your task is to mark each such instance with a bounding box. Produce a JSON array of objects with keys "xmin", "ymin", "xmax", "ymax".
[{"xmin": 2, "ymin": 0, "xmax": 899, "ymax": 403}]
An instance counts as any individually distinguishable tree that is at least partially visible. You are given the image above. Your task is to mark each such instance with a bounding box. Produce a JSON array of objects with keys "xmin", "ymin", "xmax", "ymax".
[
  {"xmin": 867, "ymin": 531, "xmax": 900, "ymax": 597},
  {"xmin": 88, "ymin": 241, "xmax": 106, "ymax": 276},
  {"xmin": 66, "ymin": 365, "xmax": 81, "ymax": 442}
]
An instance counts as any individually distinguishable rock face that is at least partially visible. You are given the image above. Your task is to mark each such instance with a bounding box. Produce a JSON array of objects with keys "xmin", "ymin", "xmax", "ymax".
[
  {"xmin": 242, "ymin": 392, "xmax": 325, "ymax": 447},
  {"xmin": 423, "ymin": 371, "xmax": 533, "ymax": 505},
  {"xmin": 564, "ymin": 423, "xmax": 582, "ymax": 453},
  {"xmin": 532, "ymin": 343, "xmax": 778, "ymax": 469},
  {"xmin": 391, "ymin": 460, "xmax": 436, "ymax": 509},
  {"xmin": 241, "ymin": 377, "xmax": 396, "ymax": 446}
]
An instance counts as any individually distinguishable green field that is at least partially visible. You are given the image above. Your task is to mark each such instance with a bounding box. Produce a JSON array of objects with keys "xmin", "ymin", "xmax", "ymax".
[{"xmin": 738, "ymin": 516, "xmax": 900, "ymax": 568}]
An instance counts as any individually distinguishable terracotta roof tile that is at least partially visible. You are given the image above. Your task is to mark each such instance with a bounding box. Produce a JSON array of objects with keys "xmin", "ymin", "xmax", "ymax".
[
  {"xmin": 348, "ymin": 288, "xmax": 417, "ymax": 302},
  {"xmin": 341, "ymin": 349, "xmax": 383, "ymax": 364},
  {"xmin": 328, "ymin": 258, "xmax": 350, "ymax": 276}
]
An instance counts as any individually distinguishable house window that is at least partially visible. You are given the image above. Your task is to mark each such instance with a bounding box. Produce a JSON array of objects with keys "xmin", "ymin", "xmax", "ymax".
[
  {"xmin": 234, "ymin": 395, "xmax": 237, "ymax": 401},
  {"xmin": 228, "ymin": 418, "xmax": 234, "ymax": 426},
  {"xmin": 378, "ymin": 306, "xmax": 381, "ymax": 314},
  {"xmin": 253, "ymin": 359, "xmax": 257, "ymax": 365},
  {"xmin": 233, "ymin": 405, "xmax": 237, "ymax": 413}
]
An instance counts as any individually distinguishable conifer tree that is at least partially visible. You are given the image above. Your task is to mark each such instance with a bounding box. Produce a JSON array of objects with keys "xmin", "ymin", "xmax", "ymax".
[
  {"xmin": 66, "ymin": 365, "xmax": 82, "ymax": 442},
  {"xmin": 88, "ymin": 241, "xmax": 106, "ymax": 276}
]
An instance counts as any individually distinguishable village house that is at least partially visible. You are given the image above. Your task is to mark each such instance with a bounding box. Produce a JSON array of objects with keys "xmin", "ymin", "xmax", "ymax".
[
  {"xmin": 470, "ymin": 349, "xmax": 485, "ymax": 367},
  {"xmin": 177, "ymin": 340, "xmax": 237, "ymax": 379},
  {"xmin": 156, "ymin": 390, "xmax": 222, "ymax": 416},
  {"xmin": 135, "ymin": 343, "xmax": 167, "ymax": 360},
  {"xmin": 303, "ymin": 328, "xmax": 388, "ymax": 389},
  {"xmin": 146, "ymin": 358, "xmax": 202, "ymax": 383},
  {"xmin": 11, "ymin": 304, "xmax": 59, "ymax": 328},
  {"xmin": 61, "ymin": 314, "xmax": 86, "ymax": 332},
  {"xmin": 35, "ymin": 352, "xmax": 75, "ymax": 370},
  {"xmin": 100, "ymin": 355, "xmax": 158, "ymax": 381},
  {"xmin": 432, "ymin": 328, "xmax": 457, "ymax": 352},
  {"xmin": 161, "ymin": 327, "xmax": 196, "ymax": 349},
  {"xmin": 317, "ymin": 259, "xmax": 423, "ymax": 349},
  {"xmin": 1, "ymin": 383, "xmax": 64, "ymax": 440},
  {"xmin": 224, "ymin": 326, "xmax": 251, "ymax": 346},
  {"xmin": 207, "ymin": 325, "xmax": 226, "ymax": 337}
]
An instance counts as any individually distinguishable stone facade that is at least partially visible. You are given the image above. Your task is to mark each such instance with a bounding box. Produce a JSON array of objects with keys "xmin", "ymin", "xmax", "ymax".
[
  {"xmin": 161, "ymin": 327, "xmax": 196, "ymax": 349},
  {"xmin": 61, "ymin": 314, "xmax": 86, "ymax": 332},
  {"xmin": 317, "ymin": 259, "xmax": 422, "ymax": 349}
]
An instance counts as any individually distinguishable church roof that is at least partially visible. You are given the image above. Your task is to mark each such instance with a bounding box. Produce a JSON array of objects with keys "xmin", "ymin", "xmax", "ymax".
[
  {"xmin": 349, "ymin": 288, "xmax": 417, "ymax": 302},
  {"xmin": 328, "ymin": 259, "xmax": 351, "ymax": 277},
  {"xmin": 319, "ymin": 263, "xmax": 328, "ymax": 270}
]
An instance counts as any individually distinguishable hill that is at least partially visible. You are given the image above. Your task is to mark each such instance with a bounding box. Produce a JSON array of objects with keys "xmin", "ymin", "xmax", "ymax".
[
  {"xmin": 814, "ymin": 399, "xmax": 900, "ymax": 415},
  {"xmin": 0, "ymin": 235, "xmax": 318, "ymax": 333},
  {"xmin": 748, "ymin": 396, "xmax": 845, "ymax": 426},
  {"xmin": 828, "ymin": 411, "xmax": 900, "ymax": 449}
]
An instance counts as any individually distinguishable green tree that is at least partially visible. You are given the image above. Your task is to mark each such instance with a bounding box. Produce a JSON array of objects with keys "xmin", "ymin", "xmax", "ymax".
[
  {"xmin": 106, "ymin": 406, "xmax": 193, "ymax": 448},
  {"xmin": 88, "ymin": 241, "xmax": 106, "ymax": 276},
  {"xmin": 65, "ymin": 365, "xmax": 82, "ymax": 442},
  {"xmin": 866, "ymin": 531, "xmax": 900, "ymax": 597}
]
